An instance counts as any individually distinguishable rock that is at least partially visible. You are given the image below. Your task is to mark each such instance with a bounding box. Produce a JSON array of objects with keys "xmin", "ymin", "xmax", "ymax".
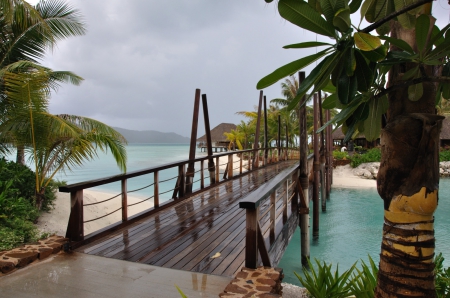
[{"xmin": 4, "ymin": 251, "xmax": 38, "ymax": 267}]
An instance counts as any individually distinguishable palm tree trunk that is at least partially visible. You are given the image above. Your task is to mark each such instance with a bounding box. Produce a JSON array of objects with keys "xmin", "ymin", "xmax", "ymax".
[
  {"xmin": 35, "ymin": 187, "xmax": 46, "ymax": 211},
  {"xmin": 374, "ymin": 21, "xmax": 442, "ymax": 298},
  {"xmin": 16, "ymin": 145, "xmax": 25, "ymax": 165}
]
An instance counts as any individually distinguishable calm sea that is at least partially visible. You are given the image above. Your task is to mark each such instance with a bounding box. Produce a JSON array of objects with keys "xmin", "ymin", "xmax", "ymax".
[{"xmin": 6, "ymin": 144, "xmax": 450, "ymax": 284}]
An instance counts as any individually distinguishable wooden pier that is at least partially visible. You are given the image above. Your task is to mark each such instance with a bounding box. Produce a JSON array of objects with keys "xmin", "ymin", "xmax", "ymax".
[{"xmin": 70, "ymin": 159, "xmax": 299, "ymax": 277}]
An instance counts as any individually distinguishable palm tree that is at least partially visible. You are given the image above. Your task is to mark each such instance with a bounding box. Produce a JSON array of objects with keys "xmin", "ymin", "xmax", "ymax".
[
  {"xmin": 0, "ymin": 1, "xmax": 128, "ymax": 210},
  {"xmin": 236, "ymin": 120, "xmax": 253, "ymax": 149},
  {"xmin": 223, "ymin": 129, "xmax": 244, "ymax": 151}
]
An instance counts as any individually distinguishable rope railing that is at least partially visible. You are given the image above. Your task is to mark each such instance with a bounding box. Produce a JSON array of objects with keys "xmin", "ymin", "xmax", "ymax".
[{"xmin": 62, "ymin": 147, "xmax": 301, "ymax": 242}]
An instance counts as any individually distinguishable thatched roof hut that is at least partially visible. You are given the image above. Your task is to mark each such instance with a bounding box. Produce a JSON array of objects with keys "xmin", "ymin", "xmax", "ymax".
[
  {"xmin": 197, "ymin": 123, "xmax": 236, "ymax": 142},
  {"xmin": 332, "ymin": 126, "xmax": 379, "ymax": 149}
]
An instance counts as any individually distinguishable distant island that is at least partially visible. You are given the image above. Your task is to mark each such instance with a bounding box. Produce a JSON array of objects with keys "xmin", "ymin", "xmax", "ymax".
[{"xmin": 113, "ymin": 127, "xmax": 190, "ymax": 144}]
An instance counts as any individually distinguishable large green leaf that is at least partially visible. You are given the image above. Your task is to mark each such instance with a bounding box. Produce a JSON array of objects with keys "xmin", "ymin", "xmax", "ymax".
[
  {"xmin": 353, "ymin": 100, "xmax": 369, "ymax": 121},
  {"xmin": 360, "ymin": 45, "xmax": 387, "ymax": 62},
  {"xmin": 379, "ymin": 36, "xmax": 414, "ymax": 53},
  {"xmin": 345, "ymin": 47, "xmax": 356, "ymax": 76},
  {"xmin": 322, "ymin": 93, "xmax": 338, "ymax": 109},
  {"xmin": 333, "ymin": 8, "xmax": 351, "ymax": 32},
  {"xmin": 337, "ymin": 74, "xmax": 357, "ymax": 104},
  {"xmin": 394, "ymin": 0, "xmax": 415, "ymax": 29},
  {"xmin": 283, "ymin": 41, "xmax": 332, "ymax": 49},
  {"xmin": 257, "ymin": 49, "xmax": 329, "ymax": 89},
  {"xmin": 320, "ymin": 0, "xmax": 345, "ymax": 24},
  {"xmin": 415, "ymin": 14, "xmax": 431, "ymax": 53},
  {"xmin": 408, "ymin": 82, "xmax": 423, "ymax": 101},
  {"xmin": 354, "ymin": 32, "xmax": 381, "ymax": 51},
  {"xmin": 317, "ymin": 96, "xmax": 362, "ymax": 132},
  {"xmin": 360, "ymin": 0, "xmax": 375, "ymax": 24},
  {"xmin": 430, "ymin": 23, "xmax": 450, "ymax": 47},
  {"xmin": 279, "ymin": 0, "xmax": 336, "ymax": 37},
  {"xmin": 354, "ymin": 50, "xmax": 373, "ymax": 92},
  {"xmin": 363, "ymin": 95, "xmax": 387, "ymax": 141},
  {"xmin": 349, "ymin": 0, "xmax": 363, "ymax": 13}
]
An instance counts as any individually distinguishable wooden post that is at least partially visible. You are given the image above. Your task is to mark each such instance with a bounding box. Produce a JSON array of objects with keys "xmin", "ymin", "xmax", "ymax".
[
  {"xmin": 278, "ymin": 115, "xmax": 281, "ymax": 161},
  {"xmin": 154, "ymin": 171, "xmax": 159, "ymax": 208},
  {"xmin": 121, "ymin": 179, "xmax": 128, "ymax": 222},
  {"xmin": 202, "ymin": 94, "xmax": 216, "ymax": 185},
  {"xmin": 228, "ymin": 154, "xmax": 233, "ymax": 178},
  {"xmin": 215, "ymin": 156, "xmax": 220, "ymax": 183},
  {"xmin": 186, "ymin": 89, "xmax": 201, "ymax": 194},
  {"xmin": 200, "ymin": 160, "xmax": 205, "ymax": 189},
  {"xmin": 245, "ymin": 208, "xmax": 259, "ymax": 269},
  {"xmin": 313, "ymin": 93, "xmax": 320, "ymax": 238},
  {"xmin": 298, "ymin": 71, "xmax": 310, "ymax": 267},
  {"xmin": 240, "ymin": 154, "xmax": 243, "ymax": 174},
  {"xmin": 253, "ymin": 91, "xmax": 263, "ymax": 168},
  {"xmin": 178, "ymin": 164, "xmax": 186, "ymax": 198},
  {"xmin": 270, "ymin": 192, "xmax": 275, "ymax": 244},
  {"xmin": 285, "ymin": 124, "xmax": 289, "ymax": 160},
  {"xmin": 283, "ymin": 180, "xmax": 288, "ymax": 224},
  {"xmin": 264, "ymin": 95, "xmax": 268, "ymax": 166},
  {"xmin": 319, "ymin": 93, "xmax": 326, "ymax": 212},
  {"xmin": 66, "ymin": 190, "xmax": 84, "ymax": 241},
  {"xmin": 326, "ymin": 109, "xmax": 332, "ymax": 196}
]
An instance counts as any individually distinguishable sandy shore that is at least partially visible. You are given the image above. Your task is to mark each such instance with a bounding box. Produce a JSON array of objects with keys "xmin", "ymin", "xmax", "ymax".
[
  {"xmin": 37, "ymin": 189, "xmax": 153, "ymax": 237},
  {"xmin": 332, "ymin": 164, "xmax": 377, "ymax": 188}
]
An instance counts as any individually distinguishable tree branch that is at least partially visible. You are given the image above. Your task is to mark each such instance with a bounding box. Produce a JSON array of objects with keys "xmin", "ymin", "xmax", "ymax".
[
  {"xmin": 372, "ymin": 75, "xmax": 450, "ymax": 100},
  {"xmin": 361, "ymin": 0, "xmax": 433, "ymax": 33}
]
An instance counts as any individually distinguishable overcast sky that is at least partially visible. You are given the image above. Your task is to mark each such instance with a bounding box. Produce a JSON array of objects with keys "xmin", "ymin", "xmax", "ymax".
[{"xmin": 30, "ymin": 1, "xmax": 450, "ymax": 138}]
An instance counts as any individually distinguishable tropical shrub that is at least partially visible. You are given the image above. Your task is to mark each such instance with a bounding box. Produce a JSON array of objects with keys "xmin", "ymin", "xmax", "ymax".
[
  {"xmin": 295, "ymin": 258, "xmax": 356, "ymax": 298},
  {"xmin": 435, "ymin": 253, "xmax": 450, "ymax": 298},
  {"xmin": 440, "ymin": 150, "xmax": 450, "ymax": 162},
  {"xmin": 348, "ymin": 256, "xmax": 379, "ymax": 298},
  {"xmin": 333, "ymin": 150, "xmax": 350, "ymax": 160},
  {"xmin": 0, "ymin": 158, "xmax": 59, "ymax": 211},
  {"xmin": 0, "ymin": 180, "xmax": 40, "ymax": 250},
  {"xmin": 350, "ymin": 148, "xmax": 381, "ymax": 168}
]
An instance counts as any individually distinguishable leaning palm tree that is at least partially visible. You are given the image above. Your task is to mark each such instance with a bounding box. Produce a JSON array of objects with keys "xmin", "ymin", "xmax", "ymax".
[
  {"xmin": 0, "ymin": 1, "xmax": 128, "ymax": 210},
  {"xmin": 1, "ymin": 64, "xmax": 127, "ymax": 209}
]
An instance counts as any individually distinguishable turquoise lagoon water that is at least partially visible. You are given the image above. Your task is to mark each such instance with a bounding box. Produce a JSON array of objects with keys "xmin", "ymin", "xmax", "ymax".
[{"xmin": 279, "ymin": 184, "xmax": 450, "ymax": 286}]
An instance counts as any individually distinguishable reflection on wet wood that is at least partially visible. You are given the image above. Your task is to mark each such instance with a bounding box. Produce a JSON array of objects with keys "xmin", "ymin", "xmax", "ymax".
[{"xmin": 75, "ymin": 160, "xmax": 298, "ymax": 277}]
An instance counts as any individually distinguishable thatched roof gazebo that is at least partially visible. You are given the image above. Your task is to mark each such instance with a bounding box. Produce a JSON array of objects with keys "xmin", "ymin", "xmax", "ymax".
[{"xmin": 197, "ymin": 123, "xmax": 237, "ymax": 152}]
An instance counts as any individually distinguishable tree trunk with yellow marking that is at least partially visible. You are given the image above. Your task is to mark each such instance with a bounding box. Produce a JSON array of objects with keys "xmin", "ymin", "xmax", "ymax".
[{"xmin": 375, "ymin": 21, "xmax": 444, "ymax": 298}]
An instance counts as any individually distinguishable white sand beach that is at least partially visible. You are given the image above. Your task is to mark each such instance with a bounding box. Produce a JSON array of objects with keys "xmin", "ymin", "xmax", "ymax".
[{"xmin": 332, "ymin": 164, "xmax": 377, "ymax": 188}]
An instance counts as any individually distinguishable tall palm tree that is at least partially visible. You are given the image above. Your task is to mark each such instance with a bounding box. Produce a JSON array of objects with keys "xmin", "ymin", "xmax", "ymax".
[
  {"xmin": 223, "ymin": 129, "xmax": 244, "ymax": 151},
  {"xmin": 236, "ymin": 120, "xmax": 253, "ymax": 149},
  {"xmin": 0, "ymin": 1, "xmax": 128, "ymax": 210}
]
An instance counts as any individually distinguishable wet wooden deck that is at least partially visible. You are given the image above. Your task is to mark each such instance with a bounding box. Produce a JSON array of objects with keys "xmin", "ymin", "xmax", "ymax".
[{"xmin": 74, "ymin": 160, "xmax": 298, "ymax": 277}]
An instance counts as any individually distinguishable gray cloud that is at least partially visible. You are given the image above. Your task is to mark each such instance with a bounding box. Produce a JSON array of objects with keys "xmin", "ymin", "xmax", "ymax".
[{"xmin": 39, "ymin": 0, "xmax": 450, "ymax": 137}]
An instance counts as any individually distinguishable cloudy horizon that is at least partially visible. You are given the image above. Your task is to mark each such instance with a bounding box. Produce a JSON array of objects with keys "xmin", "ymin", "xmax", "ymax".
[{"xmin": 30, "ymin": 1, "xmax": 450, "ymax": 138}]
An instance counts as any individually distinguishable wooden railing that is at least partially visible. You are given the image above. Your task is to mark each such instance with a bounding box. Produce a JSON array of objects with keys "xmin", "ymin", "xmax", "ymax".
[
  {"xmin": 61, "ymin": 146, "xmax": 299, "ymax": 243},
  {"xmin": 239, "ymin": 154, "xmax": 313, "ymax": 269}
]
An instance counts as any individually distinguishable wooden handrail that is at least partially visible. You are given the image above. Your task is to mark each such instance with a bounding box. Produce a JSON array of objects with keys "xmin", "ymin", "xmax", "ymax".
[
  {"xmin": 64, "ymin": 147, "xmax": 301, "ymax": 243},
  {"xmin": 239, "ymin": 163, "xmax": 300, "ymax": 268}
]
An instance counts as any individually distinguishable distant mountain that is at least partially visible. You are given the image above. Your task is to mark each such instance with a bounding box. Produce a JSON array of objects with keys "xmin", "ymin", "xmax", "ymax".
[{"xmin": 113, "ymin": 127, "xmax": 190, "ymax": 144}]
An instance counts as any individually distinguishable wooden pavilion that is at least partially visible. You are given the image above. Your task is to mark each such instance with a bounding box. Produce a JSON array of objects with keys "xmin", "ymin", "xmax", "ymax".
[{"xmin": 197, "ymin": 123, "xmax": 236, "ymax": 152}]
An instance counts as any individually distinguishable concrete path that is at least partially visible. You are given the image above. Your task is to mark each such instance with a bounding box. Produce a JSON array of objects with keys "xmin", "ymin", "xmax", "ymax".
[{"xmin": 0, "ymin": 252, "xmax": 231, "ymax": 298}]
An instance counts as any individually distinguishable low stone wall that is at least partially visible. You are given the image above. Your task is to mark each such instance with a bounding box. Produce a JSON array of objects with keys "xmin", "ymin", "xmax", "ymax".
[
  {"xmin": 351, "ymin": 162, "xmax": 450, "ymax": 180},
  {"xmin": 219, "ymin": 266, "xmax": 283, "ymax": 297},
  {"xmin": 0, "ymin": 235, "xmax": 68, "ymax": 276}
]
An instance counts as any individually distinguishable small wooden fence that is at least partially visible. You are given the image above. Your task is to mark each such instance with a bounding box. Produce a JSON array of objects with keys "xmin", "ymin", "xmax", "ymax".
[
  {"xmin": 239, "ymin": 154, "xmax": 313, "ymax": 269},
  {"xmin": 60, "ymin": 147, "xmax": 300, "ymax": 243}
]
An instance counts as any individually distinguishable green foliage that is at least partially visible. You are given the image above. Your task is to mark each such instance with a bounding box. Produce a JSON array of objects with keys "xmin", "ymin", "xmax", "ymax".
[
  {"xmin": 0, "ymin": 179, "xmax": 40, "ymax": 251},
  {"xmin": 175, "ymin": 285, "xmax": 188, "ymax": 298},
  {"xmin": 348, "ymin": 256, "xmax": 378, "ymax": 298},
  {"xmin": 259, "ymin": 0, "xmax": 450, "ymax": 144},
  {"xmin": 0, "ymin": 157, "xmax": 59, "ymax": 211},
  {"xmin": 295, "ymin": 258, "xmax": 356, "ymax": 298},
  {"xmin": 350, "ymin": 148, "xmax": 381, "ymax": 168},
  {"xmin": 333, "ymin": 150, "xmax": 350, "ymax": 160},
  {"xmin": 440, "ymin": 150, "xmax": 450, "ymax": 162},
  {"xmin": 435, "ymin": 253, "xmax": 450, "ymax": 298}
]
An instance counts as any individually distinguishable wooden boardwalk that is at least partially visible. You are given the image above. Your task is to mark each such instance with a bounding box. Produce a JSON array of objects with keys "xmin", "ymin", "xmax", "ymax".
[{"xmin": 74, "ymin": 160, "xmax": 298, "ymax": 277}]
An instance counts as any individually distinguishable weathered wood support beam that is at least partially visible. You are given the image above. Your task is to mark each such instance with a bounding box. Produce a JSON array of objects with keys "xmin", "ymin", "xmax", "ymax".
[{"xmin": 66, "ymin": 190, "xmax": 84, "ymax": 242}]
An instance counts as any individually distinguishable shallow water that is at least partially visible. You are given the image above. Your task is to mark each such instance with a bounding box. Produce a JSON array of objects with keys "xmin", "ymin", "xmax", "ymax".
[{"xmin": 279, "ymin": 180, "xmax": 450, "ymax": 285}]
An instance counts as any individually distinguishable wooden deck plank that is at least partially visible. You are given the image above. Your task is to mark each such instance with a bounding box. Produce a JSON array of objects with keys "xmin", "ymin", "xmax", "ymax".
[{"xmin": 75, "ymin": 160, "xmax": 298, "ymax": 278}]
